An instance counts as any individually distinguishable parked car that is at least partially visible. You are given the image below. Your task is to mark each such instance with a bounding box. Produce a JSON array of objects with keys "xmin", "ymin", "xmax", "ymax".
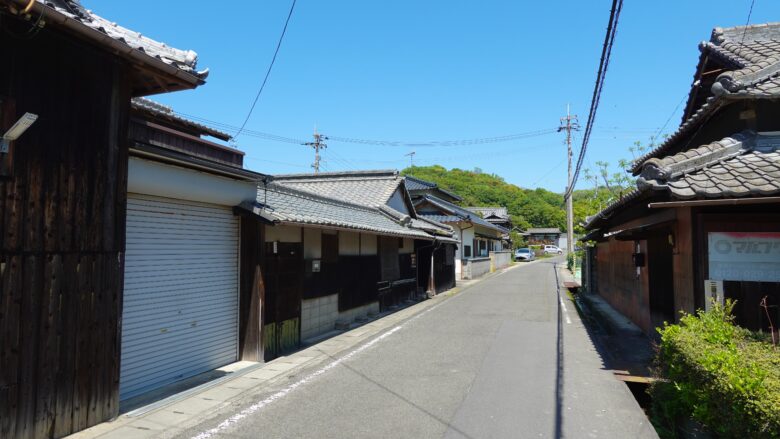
[
  {"xmin": 514, "ymin": 247, "xmax": 535, "ymax": 261},
  {"xmin": 544, "ymin": 245, "xmax": 563, "ymax": 255}
]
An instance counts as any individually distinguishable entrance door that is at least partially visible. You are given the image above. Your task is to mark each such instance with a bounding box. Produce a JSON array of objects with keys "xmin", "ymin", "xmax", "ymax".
[
  {"xmin": 263, "ymin": 242, "xmax": 303, "ymax": 360},
  {"xmin": 647, "ymin": 231, "xmax": 676, "ymax": 330}
]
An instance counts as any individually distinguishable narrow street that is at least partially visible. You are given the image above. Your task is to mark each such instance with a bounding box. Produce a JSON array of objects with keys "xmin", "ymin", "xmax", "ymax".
[{"xmin": 177, "ymin": 259, "xmax": 657, "ymax": 439}]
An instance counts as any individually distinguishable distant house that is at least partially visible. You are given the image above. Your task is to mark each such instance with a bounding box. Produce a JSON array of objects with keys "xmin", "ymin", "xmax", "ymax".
[
  {"xmin": 525, "ymin": 228, "xmax": 562, "ymax": 246},
  {"xmin": 583, "ymin": 22, "xmax": 780, "ymax": 336},
  {"xmin": 413, "ymin": 192, "xmax": 510, "ymax": 279},
  {"xmin": 466, "ymin": 206, "xmax": 513, "ymax": 231}
]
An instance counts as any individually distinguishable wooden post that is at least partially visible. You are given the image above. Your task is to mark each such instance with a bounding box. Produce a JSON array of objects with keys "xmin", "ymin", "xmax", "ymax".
[{"xmin": 673, "ymin": 207, "xmax": 696, "ymax": 318}]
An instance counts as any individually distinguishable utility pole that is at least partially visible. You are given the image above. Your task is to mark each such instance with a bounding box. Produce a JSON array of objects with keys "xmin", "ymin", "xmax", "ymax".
[
  {"xmin": 304, "ymin": 129, "xmax": 328, "ymax": 173},
  {"xmin": 405, "ymin": 151, "xmax": 415, "ymax": 168},
  {"xmin": 558, "ymin": 105, "xmax": 580, "ymax": 255}
]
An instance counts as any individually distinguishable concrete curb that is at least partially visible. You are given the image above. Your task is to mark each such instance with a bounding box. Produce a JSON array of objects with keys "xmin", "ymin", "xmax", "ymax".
[{"xmin": 67, "ymin": 262, "xmax": 523, "ymax": 439}]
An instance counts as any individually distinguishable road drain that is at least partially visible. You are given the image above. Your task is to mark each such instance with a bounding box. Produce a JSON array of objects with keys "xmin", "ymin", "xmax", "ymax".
[{"xmin": 625, "ymin": 381, "xmax": 652, "ymax": 413}]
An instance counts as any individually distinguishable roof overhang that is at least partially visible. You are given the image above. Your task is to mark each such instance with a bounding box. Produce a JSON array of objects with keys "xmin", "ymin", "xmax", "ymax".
[{"xmin": 4, "ymin": 0, "xmax": 205, "ymax": 96}]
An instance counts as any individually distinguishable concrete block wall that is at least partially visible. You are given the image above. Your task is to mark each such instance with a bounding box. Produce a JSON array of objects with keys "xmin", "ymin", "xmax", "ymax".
[
  {"xmin": 490, "ymin": 251, "xmax": 512, "ymax": 272},
  {"xmin": 462, "ymin": 257, "xmax": 491, "ymax": 280},
  {"xmin": 301, "ymin": 294, "xmax": 339, "ymax": 341}
]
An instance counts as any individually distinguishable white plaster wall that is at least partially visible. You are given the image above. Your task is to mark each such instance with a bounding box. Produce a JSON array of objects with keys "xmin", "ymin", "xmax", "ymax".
[
  {"xmin": 360, "ymin": 233, "xmax": 377, "ymax": 255},
  {"xmin": 301, "ymin": 294, "xmax": 338, "ymax": 341},
  {"xmin": 303, "ymin": 228, "xmax": 322, "ymax": 259},
  {"xmin": 266, "ymin": 225, "xmax": 302, "ymax": 243},
  {"xmin": 387, "ymin": 188, "xmax": 409, "ymax": 214},
  {"xmin": 339, "ymin": 231, "xmax": 360, "ymax": 255},
  {"xmin": 400, "ymin": 238, "xmax": 414, "ymax": 254},
  {"xmin": 461, "ymin": 227, "xmax": 475, "ymax": 256}
]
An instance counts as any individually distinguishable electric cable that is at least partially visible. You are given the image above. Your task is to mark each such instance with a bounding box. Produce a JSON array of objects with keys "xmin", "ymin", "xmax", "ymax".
[{"xmin": 234, "ymin": 0, "xmax": 297, "ymax": 139}]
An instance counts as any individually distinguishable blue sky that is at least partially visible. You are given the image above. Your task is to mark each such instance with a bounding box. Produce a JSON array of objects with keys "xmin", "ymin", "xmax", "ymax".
[{"xmin": 94, "ymin": 1, "xmax": 779, "ymax": 192}]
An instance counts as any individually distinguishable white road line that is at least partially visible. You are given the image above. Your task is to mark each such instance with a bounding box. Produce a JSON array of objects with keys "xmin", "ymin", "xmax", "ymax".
[
  {"xmin": 559, "ymin": 296, "xmax": 572, "ymax": 324},
  {"xmin": 190, "ymin": 299, "xmax": 446, "ymax": 439}
]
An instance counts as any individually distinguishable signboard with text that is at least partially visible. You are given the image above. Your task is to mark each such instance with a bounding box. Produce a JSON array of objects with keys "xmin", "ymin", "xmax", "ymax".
[{"xmin": 708, "ymin": 232, "xmax": 780, "ymax": 282}]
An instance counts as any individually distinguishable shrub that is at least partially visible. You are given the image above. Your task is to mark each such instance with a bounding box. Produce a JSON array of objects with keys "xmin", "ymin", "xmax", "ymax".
[{"xmin": 650, "ymin": 300, "xmax": 780, "ymax": 438}]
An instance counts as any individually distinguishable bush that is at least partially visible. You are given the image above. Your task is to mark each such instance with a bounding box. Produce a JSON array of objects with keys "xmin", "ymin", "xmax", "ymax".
[
  {"xmin": 650, "ymin": 301, "xmax": 780, "ymax": 438},
  {"xmin": 566, "ymin": 250, "xmax": 582, "ymax": 272}
]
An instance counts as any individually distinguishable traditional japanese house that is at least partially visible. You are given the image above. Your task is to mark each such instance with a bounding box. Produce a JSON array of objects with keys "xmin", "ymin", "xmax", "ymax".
[
  {"xmin": 0, "ymin": 1, "xmax": 217, "ymax": 437},
  {"xmin": 413, "ymin": 193, "xmax": 510, "ymax": 280},
  {"xmin": 583, "ymin": 22, "xmax": 780, "ymax": 336},
  {"xmin": 525, "ymin": 228, "xmax": 563, "ymax": 246},
  {"xmin": 239, "ymin": 172, "xmax": 456, "ymax": 359}
]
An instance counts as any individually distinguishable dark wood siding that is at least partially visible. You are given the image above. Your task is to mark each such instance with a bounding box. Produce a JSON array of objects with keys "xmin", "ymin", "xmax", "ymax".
[
  {"xmin": 0, "ymin": 19, "xmax": 130, "ymax": 439},
  {"xmin": 239, "ymin": 218, "xmax": 264, "ymax": 362}
]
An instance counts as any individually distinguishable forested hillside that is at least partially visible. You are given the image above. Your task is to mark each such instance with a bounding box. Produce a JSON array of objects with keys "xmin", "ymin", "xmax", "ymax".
[{"xmin": 402, "ymin": 165, "xmax": 617, "ymax": 234}]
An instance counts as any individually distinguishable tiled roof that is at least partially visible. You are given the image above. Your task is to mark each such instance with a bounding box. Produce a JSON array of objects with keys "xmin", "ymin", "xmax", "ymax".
[
  {"xmin": 404, "ymin": 176, "xmax": 463, "ymax": 202},
  {"xmin": 583, "ymin": 189, "xmax": 645, "ymax": 231},
  {"xmin": 132, "ymin": 98, "xmax": 232, "ymax": 141},
  {"xmin": 29, "ymin": 1, "xmax": 207, "ymax": 81},
  {"xmin": 526, "ymin": 228, "xmax": 561, "ymax": 234},
  {"xmin": 273, "ymin": 170, "xmax": 404, "ymax": 208},
  {"xmin": 585, "ymin": 131, "xmax": 780, "ymax": 231},
  {"xmin": 418, "ymin": 214, "xmax": 463, "ymax": 224},
  {"xmin": 631, "ymin": 22, "xmax": 780, "ymax": 173},
  {"xmin": 252, "ymin": 184, "xmax": 433, "ymax": 240},
  {"xmin": 638, "ymin": 131, "xmax": 780, "ymax": 199},
  {"xmin": 416, "ymin": 195, "xmax": 508, "ymax": 234},
  {"xmin": 466, "ymin": 206, "xmax": 509, "ymax": 219}
]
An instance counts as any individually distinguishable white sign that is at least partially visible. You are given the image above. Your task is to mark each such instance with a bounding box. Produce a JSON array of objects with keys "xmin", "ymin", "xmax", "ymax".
[{"xmin": 708, "ymin": 232, "xmax": 780, "ymax": 282}]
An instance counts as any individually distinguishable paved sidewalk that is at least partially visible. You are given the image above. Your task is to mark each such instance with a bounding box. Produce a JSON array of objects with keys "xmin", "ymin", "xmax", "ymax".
[{"xmin": 67, "ymin": 263, "xmax": 522, "ymax": 439}]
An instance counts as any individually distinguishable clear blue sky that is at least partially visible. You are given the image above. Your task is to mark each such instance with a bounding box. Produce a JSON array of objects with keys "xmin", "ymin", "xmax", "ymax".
[{"xmin": 93, "ymin": 1, "xmax": 779, "ymax": 192}]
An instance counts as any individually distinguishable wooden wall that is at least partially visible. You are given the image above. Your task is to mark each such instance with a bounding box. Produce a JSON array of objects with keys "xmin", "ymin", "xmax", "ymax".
[
  {"xmin": 594, "ymin": 239, "xmax": 651, "ymax": 334},
  {"xmin": 0, "ymin": 19, "xmax": 130, "ymax": 439},
  {"xmin": 238, "ymin": 217, "xmax": 264, "ymax": 362}
]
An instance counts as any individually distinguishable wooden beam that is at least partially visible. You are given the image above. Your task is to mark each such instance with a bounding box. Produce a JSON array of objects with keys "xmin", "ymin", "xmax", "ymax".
[{"xmin": 649, "ymin": 197, "xmax": 780, "ymax": 209}]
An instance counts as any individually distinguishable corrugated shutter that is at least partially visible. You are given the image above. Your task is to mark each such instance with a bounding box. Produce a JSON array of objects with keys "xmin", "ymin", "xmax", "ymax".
[{"xmin": 120, "ymin": 193, "xmax": 239, "ymax": 400}]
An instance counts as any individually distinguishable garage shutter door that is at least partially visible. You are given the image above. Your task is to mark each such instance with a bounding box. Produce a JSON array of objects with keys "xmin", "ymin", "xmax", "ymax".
[{"xmin": 120, "ymin": 194, "xmax": 239, "ymax": 400}]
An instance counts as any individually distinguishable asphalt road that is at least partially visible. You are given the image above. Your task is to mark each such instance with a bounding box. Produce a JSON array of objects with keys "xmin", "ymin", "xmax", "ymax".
[{"xmin": 178, "ymin": 258, "xmax": 658, "ymax": 439}]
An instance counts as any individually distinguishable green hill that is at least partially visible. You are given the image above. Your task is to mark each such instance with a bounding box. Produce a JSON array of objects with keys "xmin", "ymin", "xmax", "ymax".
[{"xmin": 402, "ymin": 165, "xmax": 567, "ymax": 231}]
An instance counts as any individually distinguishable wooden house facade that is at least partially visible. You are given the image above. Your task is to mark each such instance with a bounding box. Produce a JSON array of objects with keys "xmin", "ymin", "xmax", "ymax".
[
  {"xmin": 240, "ymin": 174, "xmax": 457, "ymax": 359},
  {"xmin": 583, "ymin": 23, "xmax": 780, "ymax": 336}
]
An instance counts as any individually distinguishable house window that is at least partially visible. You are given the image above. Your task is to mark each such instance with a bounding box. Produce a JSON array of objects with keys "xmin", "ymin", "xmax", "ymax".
[{"xmin": 464, "ymin": 245, "xmax": 472, "ymax": 258}]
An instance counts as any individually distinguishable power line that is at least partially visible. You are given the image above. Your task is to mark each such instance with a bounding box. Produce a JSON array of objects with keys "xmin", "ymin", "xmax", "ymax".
[
  {"xmin": 565, "ymin": 0, "xmax": 624, "ymax": 200},
  {"xmin": 327, "ymin": 128, "xmax": 558, "ymax": 147},
  {"xmin": 234, "ymin": 0, "xmax": 297, "ymax": 139},
  {"xmin": 740, "ymin": 0, "xmax": 757, "ymax": 46}
]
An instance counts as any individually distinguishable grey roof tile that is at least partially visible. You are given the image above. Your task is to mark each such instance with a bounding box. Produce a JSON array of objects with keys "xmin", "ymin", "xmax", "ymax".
[
  {"xmin": 273, "ymin": 170, "xmax": 403, "ymax": 208},
  {"xmin": 255, "ymin": 183, "xmax": 434, "ymax": 240},
  {"xmin": 35, "ymin": 1, "xmax": 207, "ymax": 79},
  {"xmin": 631, "ymin": 23, "xmax": 780, "ymax": 172}
]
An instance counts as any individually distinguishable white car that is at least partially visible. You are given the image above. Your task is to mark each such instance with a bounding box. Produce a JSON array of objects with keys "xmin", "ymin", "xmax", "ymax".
[{"xmin": 544, "ymin": 245, "xmax": 563, "ymax": 255}]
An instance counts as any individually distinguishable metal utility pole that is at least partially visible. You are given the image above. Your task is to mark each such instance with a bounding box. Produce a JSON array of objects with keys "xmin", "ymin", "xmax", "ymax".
[
  {"xmin": 405, "ymin": 151, "xmax": 416, "ymax": 168},
  {"xmin": 558, "ymin": 105, "xmax": 580, "ymax": 255},
  {"xmin": 304, "ymin": 130, "xmax": 328, "ymax": 173}
]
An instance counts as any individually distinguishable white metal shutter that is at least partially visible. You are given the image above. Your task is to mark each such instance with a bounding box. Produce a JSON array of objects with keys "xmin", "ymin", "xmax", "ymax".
[{"xmin": 120, "ymin": 193, "xmax": 239, "ymax": 400}]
